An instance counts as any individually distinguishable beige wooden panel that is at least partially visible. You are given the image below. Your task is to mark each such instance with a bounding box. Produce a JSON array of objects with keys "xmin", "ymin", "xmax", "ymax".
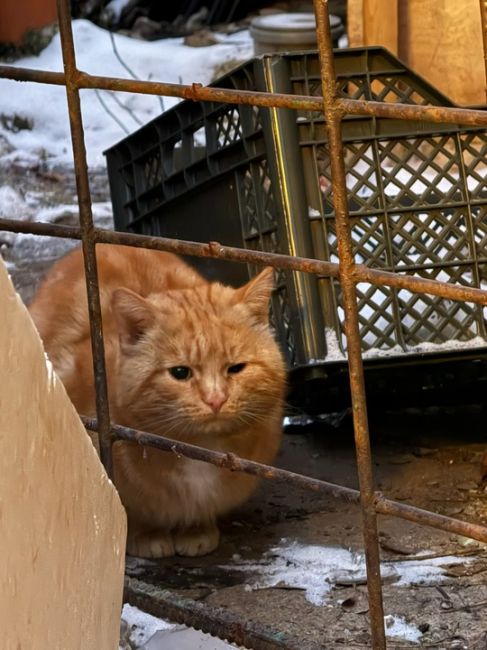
[
  {"xmin": 404, "ymin": 0, "xmax": 485, "ymax": 105},
  {"xmin": 348, "ymin": 0, "xmax": 398, "ymax": 52},
  {"xmin": 347, "ymin": 0, "xmax": 364, "ymax": 47},
  {"xmin": 350, "ymin": 0, "xmax": 486, "ymax": 105},
  {"xmin": 0, "ymin": 259, "xmax": 126, "ymax": 650}
]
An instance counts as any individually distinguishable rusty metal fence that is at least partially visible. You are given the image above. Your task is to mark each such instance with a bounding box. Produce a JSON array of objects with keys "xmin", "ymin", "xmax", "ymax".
[{"xmin": 2, "ymin": 0, "xmax": 487, "ymax": 648}]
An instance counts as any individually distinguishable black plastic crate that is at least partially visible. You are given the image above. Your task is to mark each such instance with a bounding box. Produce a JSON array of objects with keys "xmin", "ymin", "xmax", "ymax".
[{"xmin": 105, "ymin": 47, "xmax": 487, "ymax": 411}]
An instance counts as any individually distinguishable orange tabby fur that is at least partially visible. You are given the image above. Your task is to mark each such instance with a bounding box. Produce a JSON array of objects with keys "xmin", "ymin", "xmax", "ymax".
[{"xmin": 29, "ymin": 244, "xmax": 286, "ymax": 558}]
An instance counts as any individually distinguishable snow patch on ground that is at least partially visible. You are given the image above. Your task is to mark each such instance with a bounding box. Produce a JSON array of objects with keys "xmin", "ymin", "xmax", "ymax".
[
  {"xmin": 121, "ymin": 604, "xmax": 175, "ymax": 647},
  {"xmin": 318, "ymin": 329, "xmax": 487, "ymax": 362},
  {"xmin": 384, "ymin": 615, "xmax": 422, "ymax": 644},
  {"xmin": 0, "ymin": 186, "xmax": 31, "ymax": 220},
  {"xmin": 228, "ymin": 539, "xmax": 476, "ymax": 606},
  {"xmin": 35, "ymin": 200, "xmax": 113, "ymax": 224},
  {"xmin": 0, "ymin": 20, "xmax": 253, "ymax": 167},
  {"xmin": 105, "ymin": 0, "xmax": 131, "ymax": 22}
]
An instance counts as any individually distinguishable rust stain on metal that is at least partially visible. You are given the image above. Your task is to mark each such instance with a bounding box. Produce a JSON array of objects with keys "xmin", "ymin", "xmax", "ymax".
[
  {"xmin": 3, "ymin": 218, "xmax": 487, "ymax": 308},
  {"xmin": 56, "ymin": 0, "xmax": 113, "ymax": 475},
  {"xmin": 374, "ymin": 494, "xmax": 487, "ymax": 544},
  {"xmin": 1, "ymin": 0, "xmax": 487, "ymax": 647},
  {"xmin": 4, "ymin": 64, "xmax": 487, "ymax": 127},
  {"xmin": 124, "ymin": 577, "xmax": 322, "ymax": 650},
  {"xmin": 354, "ymin": 264, "xmax": 487, "ymax": 306},
  {"xmin": 313, "ymin": 1, "xmax": 386, "ymax": 647},
  {"xmin": 82, "ymin": 417, "xmax": 487, "ymax": 544}
]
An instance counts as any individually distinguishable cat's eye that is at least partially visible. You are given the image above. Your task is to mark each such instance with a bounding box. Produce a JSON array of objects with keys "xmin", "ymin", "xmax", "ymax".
[
  {"xmin": 228, "ymin": 363, "xmax": 246, "ymax": 374},
  {"xmin": 169, "ymin": 366, "xmax": 192, "ymax": 380}
]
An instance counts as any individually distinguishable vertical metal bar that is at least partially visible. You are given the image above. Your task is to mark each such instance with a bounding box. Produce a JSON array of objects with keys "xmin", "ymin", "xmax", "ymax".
[
  {"xmin": 480, "ymin": 0, "xmax": 487, "ymax": 101},
  {"xmin": 56, "ymin": 0, "xmax": 113, "ymax": 475},
  {"xmin": 312, "ymin": 1, "xmax": 386, "ymax": 648}
]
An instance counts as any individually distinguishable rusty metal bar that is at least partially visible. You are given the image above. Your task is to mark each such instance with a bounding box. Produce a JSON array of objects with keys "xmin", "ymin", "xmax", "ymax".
[
  {"xmin": 82, "ymin": 417, "xmax": 360, "ymax": 504},
  {"xmin": 339, "ymin": 98, "xmax": 487, "ymax": 126},
  {"xmin": 352, "ymin": 265, "xmax": 487, "ymax": 305},
  {"xmin": 3, "ymin": 1, "xmax": 487, "ymax": 647},
  {"xmin": 480, "ymin": 0, "xmax": 487, "ymax": 101},
  {"xmin": 313, "ymin": 1, "xmax": 386, "ymax": 647},
  {"xmin": 55, "ymin": 0, "xmax": 113, "ymax": 474},
  {"xmin": 4, "ymin": 217, "xmax": 487, "ymax": 308},
  {"xmin": 82, "ymin": 417, "xmax": 487, "ymax": 544},
  {"xmin": 3, "ymin": 64, "xmax": 487, "ymax": 127},
  {"xmin": 124, "ymin": 577, "xmax": 323, "ymax": 650}
]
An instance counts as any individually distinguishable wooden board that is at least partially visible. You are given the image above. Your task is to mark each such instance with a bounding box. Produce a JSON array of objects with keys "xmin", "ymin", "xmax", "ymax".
[
  {"xmin": 0, "ymin": 259, "xmax": 126, "ymax": 650},
  {"xmin": 348, "ymin": 0, "xmax": 486, "ymax": 105},
  {"xmin": 403, "ymin": 0, "xmax": 485, "ymax": 105},
  {"xmin": 348, "ymin": 0, "xmax": 398, "ymax": 53}
]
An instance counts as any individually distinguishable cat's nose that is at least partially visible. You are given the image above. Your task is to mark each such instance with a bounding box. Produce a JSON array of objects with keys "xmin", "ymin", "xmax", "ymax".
[{"xmin": 204, "ymin": 393, "xmax": 227, "ymax": 414}]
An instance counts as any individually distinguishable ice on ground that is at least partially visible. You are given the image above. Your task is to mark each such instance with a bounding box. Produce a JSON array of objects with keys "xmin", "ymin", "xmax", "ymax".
[
  {"xmin": 228, "ymin": 539, "xmax": 477, "ymax": 606},
  {"xmin": 0, "ymin": 20, "xmax": 253, "ymax": 167},
  {"xmin": 121, "ymin": 603, "xmax": 175, "ymax": 647},
  {"xmin": 384, "ymin": 615, "xmax": 422, "ymax": 644}
]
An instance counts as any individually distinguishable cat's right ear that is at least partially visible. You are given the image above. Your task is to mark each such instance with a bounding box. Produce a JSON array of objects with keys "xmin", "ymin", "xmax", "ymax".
[{"xmin": 111, "ymin": 288, "xmax": 155, "ymax": 353}]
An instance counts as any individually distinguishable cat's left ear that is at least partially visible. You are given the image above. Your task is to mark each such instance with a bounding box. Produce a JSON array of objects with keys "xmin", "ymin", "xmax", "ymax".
[
  {"xmin": 111, "ymin": 288, "xmax": 156, "ymax": 353},
  {"xmin": 235, "ymin": 267, "xmax": 274, "ymax": 325}
]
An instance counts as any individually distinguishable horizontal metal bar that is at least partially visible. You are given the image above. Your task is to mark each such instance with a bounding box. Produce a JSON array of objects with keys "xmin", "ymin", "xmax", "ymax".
[
  {"xmin": 374, "ymin": 494, "xmax": 487, "ymax": 540},
  {"xmin": 353, "ymin": 265, "xmax": 487, "ymax": 304},
  {"xmin": 124, "ymin": 577, "xmax": 322, "ymax": 650},
  {"xmin": 82, "ymin": 417, "xmax": 487, "ymax": 544},
  {"xmin": 0, "ymin": 218, "xmax": 338, "ymax": 277},
  {"xmin": 340, "ymin": 98, "xmax": 487, "ymax": 127},
  {"xmin": 3, "ymin": 217, "xmax": 487, "ymax": 307},
  {"xmin": 2, "ymin": 64, "xmax": 487, "ymax": 127},
  {"xmin": 82, "ymin": 416, "xmax": 359, "ymax": 503}
]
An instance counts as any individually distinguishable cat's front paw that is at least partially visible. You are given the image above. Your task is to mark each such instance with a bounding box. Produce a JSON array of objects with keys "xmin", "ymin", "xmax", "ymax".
[
  {"xmin": 126, "ymin": 530, "xmax": 175, "ymax": 558},
  {"xmin": 173, "ymin": 524, "xmax": 220, "ymax": 557}
]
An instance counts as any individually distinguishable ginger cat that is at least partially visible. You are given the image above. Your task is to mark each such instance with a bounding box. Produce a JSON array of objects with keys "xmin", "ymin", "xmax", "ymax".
[{"xmin": 29, "ymin": 244, "xmax": 286, "ymax": 558}]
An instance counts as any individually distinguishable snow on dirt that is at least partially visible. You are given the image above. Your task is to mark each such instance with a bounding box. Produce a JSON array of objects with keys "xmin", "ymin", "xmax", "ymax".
[
  {"xmin": 224, "ymin": 539, "xmax": 479, "ymax": 643},
  {"xmin": 231, "ymin": 539, "xmax": 477, "ymax": 606},
  {"xmin": 0, "ymin": 19, "xmax": 253, "ymax": 167},
  {"xmin": 383, "ymin": 615, "xmax": 423, "ymax": 644},
  {"xmin": 121, "ymin": 604, "xmax": 174, "ymax": 647}
]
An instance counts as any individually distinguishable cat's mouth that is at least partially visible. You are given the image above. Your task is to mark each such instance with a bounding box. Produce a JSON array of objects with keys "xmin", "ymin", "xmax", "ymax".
[{"xmin": 194, "ymin": 413, "xmax": 240, "ymax": 434}]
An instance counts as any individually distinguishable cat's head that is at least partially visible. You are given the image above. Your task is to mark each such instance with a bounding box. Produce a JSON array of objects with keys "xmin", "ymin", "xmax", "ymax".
[{"xmin": 111, "ymin": 268, "xmax": 286, "ymax": 438}]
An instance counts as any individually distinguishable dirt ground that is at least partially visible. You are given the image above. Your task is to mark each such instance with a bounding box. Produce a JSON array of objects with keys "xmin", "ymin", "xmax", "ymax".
[
  {"xmin": 124, "ymin": 409, "xmax": 487, "ymax": 650},
  {"xmin": 3, "ymin": 161, "xmax": 487, "ymax": 649}
]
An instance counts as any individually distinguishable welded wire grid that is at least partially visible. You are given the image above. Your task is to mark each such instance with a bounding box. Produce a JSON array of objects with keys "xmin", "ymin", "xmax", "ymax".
[{"xmin": 2, "ymin": 1, "xmax": 487, "ymax": 648}]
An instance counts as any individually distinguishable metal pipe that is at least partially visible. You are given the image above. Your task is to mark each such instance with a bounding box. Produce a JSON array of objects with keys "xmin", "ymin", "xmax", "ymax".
[
  {"xmin": 55, "ymin": 0, "xmax": 113, "ymax": 474},
  {"xmin": 339, "ymin": 98, "xmax": 487, "ymax": 127},
  {"xmin": 3, "ymin": 3, "xmax": 487, "ymax": 646},
  {"xmin": 82, "ymin": 417, "xmax": 487, "ymax": 544},
  {"xmin": 124, "ymin": 577, "xmax": 323, "ymax": 650},
  {"xmin": 3, "ymin": 218, "xmax": 487, "ymax": 307},
  {"xmin": 2, "ymin": 64, "xmax": 487, "ymax": 127},
  {"xmin": 313, "ymin": 1, "xmax": 386, "ymax": 647}
]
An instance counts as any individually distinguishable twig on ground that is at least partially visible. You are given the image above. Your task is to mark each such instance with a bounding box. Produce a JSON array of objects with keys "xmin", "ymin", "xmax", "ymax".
[{"xmin": 94, "ymin": 89, "xmax": 130, "ymax": 134}]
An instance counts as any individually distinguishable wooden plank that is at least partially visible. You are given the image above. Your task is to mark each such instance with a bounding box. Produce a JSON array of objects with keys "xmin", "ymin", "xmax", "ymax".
[
  {"xmin": 401, "ymin": 0, "xmax": 485, "ymax": 105},
  {"xmin": 0, "ymin": 259, "xmax": 126, "ymax": 650},
  {"xmin": 363, "ymin": 0, "xmax": 398, "ymax": 54},
  {"xmin": 347, "ymin": 0, "xmax": 398, "ymax": 53},
  {"xmin": 347, "ymin": 0, "xmax": 365, "ymax": 47}
]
